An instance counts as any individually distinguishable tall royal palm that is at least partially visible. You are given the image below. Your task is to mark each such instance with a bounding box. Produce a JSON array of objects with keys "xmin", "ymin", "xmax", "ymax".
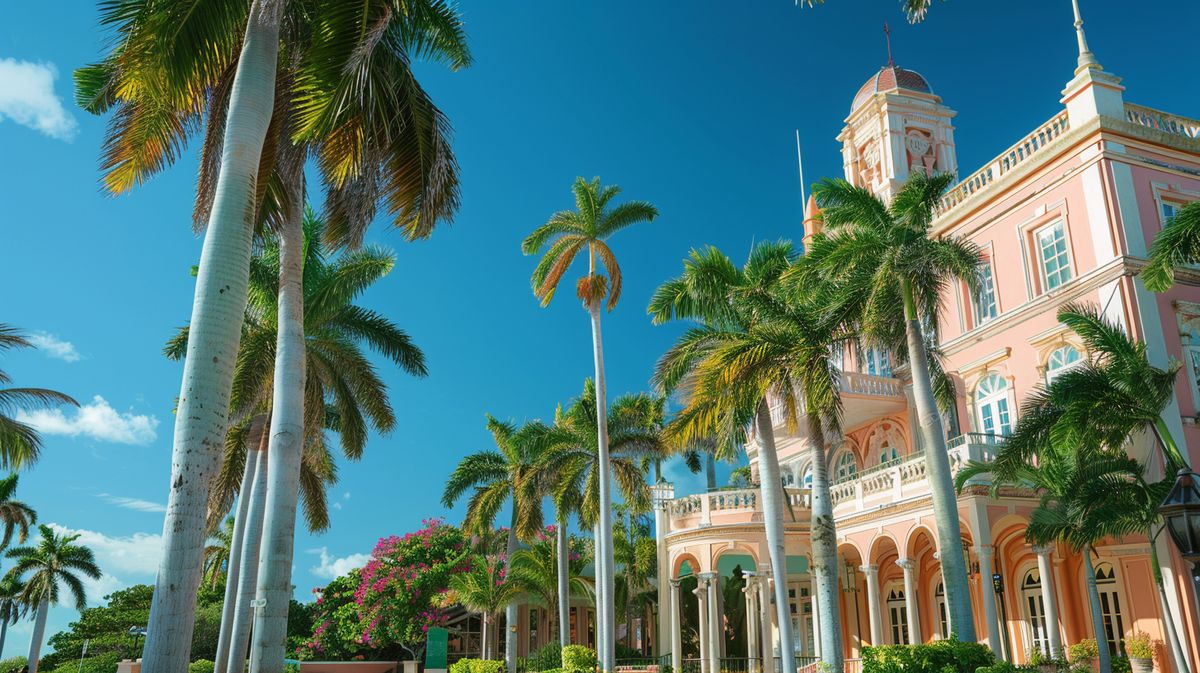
[
  {"xmin": 0, "ymin": 325, "xmax": 78, "ymax": 469},
  {"xmin": 522, "ymin": 177, "xmax": 657, "ymax": 672},
  {"xmin": 79, "ymin": 5, "xmax": 467, "ymax": 669},
  {"xmin": 6, "ymin": 525, "xmax": 101, "ymax": 673},
  {"xmin": 443, "ymin": 417, "xmax": 546, "ymax": 673},
  {"xmin": 800, "ymin": 173, "xmax": 984, "ymax": 639},
  {"xmin": 613, "ymin": 506, "xmax": 656, "ymax": 651},
  {"xmin": 651, "ymin": 242, "xmax": 844, "ymax": 673},
  {"xmin": 508, "ymin": 529, "xmax": 593, "ymax": 646}
]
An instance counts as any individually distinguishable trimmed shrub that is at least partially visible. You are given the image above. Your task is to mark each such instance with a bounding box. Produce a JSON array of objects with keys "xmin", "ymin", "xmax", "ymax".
[
  {"xmin": 0, "ymin": 657, "xmax": 26, "ymax": 673},
  {"xmin": 862, "ymin": 639, "xmax": 995, "ymax": 673},
  {"xmin": 189, "ymin": 660, "xmax": 216, "ymax": 673},
  {"xmin": 562, "ymin": 645, "xmax": 598, "ymax": 673},
  {"xmin": 528, "ymin": 643, "xmax": 563, "ymax": 672},
  {"xmin": 450, "ymin": 658, "xmax": 506, "ymax": 673},
  {"xmin": 975, "ymin": 662, "xmax": 1040, "ymax": 673},
  {"xmin": 1067, "ymin": 640, "xmax": 1098, "ymax": 664},
  {"xmin": 45, "ymin": 652, "xmax": 122, "ymax": 673}
]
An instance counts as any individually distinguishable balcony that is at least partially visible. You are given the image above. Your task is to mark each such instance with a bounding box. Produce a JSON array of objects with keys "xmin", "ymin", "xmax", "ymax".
[
  {"xmin": 667, "ymin": 487, "xmax": 810, "ymax": 531},
  {"xmin": 755, "ymin": 371, "xmax": 906, "ymax": 442},
  {"xmin": 829, "ymin": 433, "xmax": 1002, "ymax": 514}
]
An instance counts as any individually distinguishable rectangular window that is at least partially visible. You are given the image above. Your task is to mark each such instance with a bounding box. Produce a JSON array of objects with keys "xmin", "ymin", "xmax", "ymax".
[
  {"xmin": 1036, "ymin": 221, "xmax": 1072, "ymax": 290},
  {"xmin": 1162, "ymin": 201, "xmax": 1179, "ymax": 223},
  {"xmin": 973, "ymin": 264, "xmax": 998, "ymax": 325}
]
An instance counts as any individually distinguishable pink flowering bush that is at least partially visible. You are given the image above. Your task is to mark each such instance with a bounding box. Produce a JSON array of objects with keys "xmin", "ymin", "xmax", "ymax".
[{"xmin": 298, "ymin": 519, "xmax": 470, "ymax": 661}]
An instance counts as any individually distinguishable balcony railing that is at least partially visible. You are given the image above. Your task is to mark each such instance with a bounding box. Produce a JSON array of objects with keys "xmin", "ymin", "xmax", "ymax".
[
  {"xmin": 1125, "ymin": 103, "xmax": 1200, "ymax": 140},
  {"xmin": 668, "ymin": 486, "xmax": 810, "ymax": 529},
  {"xmin": 937, "ymin": 111, "xmax": 1070, "ymax": 215},
  {"xmin": 761, "ymin": 372, "xmax": 903, "ymax": 431},
  {"xmin": 829, "ymin": 434, "xmax": 1002, "ymax": 508}
]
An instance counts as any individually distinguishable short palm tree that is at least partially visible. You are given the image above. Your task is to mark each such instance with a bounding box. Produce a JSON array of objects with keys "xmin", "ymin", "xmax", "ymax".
[
  {"xmin": 1141, "ymin": 201, "xmax": 1200, "ymax": 292},
  {"xmin": 508, "ymin": 530, "xmax": 594, "ymax": 646},
  {"xmin": 613, "ymin": 506, "xmax": 656, "ymax": 651},
  {"xmin": 450, "ymin": 556, "xmax": 524, "ymax": 660},
  {"xmin": 0, "ymin": 474, "xmax": 36, "ymax": 551},
  {"xmin": 0, "ymin": 576, "xmax": 25, "ymax": 661},
  {"xmin": 443, "ymin": 417, "xmax": 546, "ymax": 673},
  {"xmin": 203, "ymin": 517, "xmax": 235, "ymax": 589},
  {"xmin": 6, "ymin": 525, "xmax": 101, "ymax": 673},
  {"xmin": 796, "ymin": 172, "xmax": 984, "ymax": 640},
  {"xmin": 522, "ymin": 177, "xmax": 657, "ymax": 672},
  {"xmin": 0, "ymin": 326, "xmax": 78, "ymax": 469},
  {"xmin": 651, "ymin": 241, "xmax": 844, "ymax": 673},
  {"xmin": 80, "ymin": 4, "xmax": 468, "ymax": 669}
]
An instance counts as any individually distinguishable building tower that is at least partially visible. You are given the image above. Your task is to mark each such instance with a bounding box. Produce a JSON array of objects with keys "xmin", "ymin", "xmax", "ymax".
[{"xmin": 837, "ymin": 64, "xmax": 957, "ymax": 202}]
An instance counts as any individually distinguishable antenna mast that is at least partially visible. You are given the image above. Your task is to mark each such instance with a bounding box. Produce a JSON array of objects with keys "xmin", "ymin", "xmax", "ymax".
[{"xmin": 795, "ymin": 129, "xmax": 806, "ymax": 209}]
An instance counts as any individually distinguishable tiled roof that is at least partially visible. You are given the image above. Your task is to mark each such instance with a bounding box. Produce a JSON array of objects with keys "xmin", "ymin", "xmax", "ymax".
[{"xmin": 851, "ymin": 65, "xmax": 933, "ymax": 112}]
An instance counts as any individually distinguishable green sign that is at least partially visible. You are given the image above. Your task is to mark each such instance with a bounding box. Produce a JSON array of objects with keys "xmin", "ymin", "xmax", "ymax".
[{"xmin": 426, "ymin": 626, "xmax": 449, "ymax": 670}]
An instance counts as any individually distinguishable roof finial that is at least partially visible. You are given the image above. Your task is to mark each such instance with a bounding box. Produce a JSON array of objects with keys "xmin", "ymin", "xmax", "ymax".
[
  {"xmin": 1071, "ymin": 0, "xmax": 1100, "ymax": 72},
  {"xmin": 883, "ymin": 22, "xmax": 894, "ymax": 66}
]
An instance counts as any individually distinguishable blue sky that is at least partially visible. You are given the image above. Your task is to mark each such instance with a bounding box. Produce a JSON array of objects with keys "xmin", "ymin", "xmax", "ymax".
[{"xmin": 1, "ymin": 0, "xmax": 1198, "ymax": 657}]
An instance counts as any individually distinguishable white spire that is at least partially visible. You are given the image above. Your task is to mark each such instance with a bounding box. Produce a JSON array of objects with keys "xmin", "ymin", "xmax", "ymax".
[{"xmin": 1071, "ymin": 0, "xmax": 1100, "ymax": 73}]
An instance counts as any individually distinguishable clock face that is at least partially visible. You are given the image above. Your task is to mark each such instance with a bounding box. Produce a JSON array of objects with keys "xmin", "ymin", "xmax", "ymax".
[{"xmin": 905, "ymin": 131, "xmax": 932, "ymax": 156}]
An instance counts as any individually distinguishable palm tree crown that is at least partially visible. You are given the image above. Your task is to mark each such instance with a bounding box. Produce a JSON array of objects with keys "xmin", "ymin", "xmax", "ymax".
[
  {"xmin": 1142, "ymin": 201, "xmax": 1200, "ymax": 292},
  {"xmin": 0, "ymin": 326, "xmax": 79, "ymax": 470},
  {"xmin": 442, "ymin": 417, "xmax": 546, "ymax": 542},
  {"xmin": 6, "ymin": 525, "xmax": 101, "ymax": 611}
]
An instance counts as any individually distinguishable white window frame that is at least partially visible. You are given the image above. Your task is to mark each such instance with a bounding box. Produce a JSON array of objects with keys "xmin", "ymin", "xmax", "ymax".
[
  {"xmin": 973, "ymin": 262, "xmax": 999, "ymax": 326},
  {"xmin": 933, "ymin": 581, "xmax": 948, "ymax": 640},
  {"xmin": 1094, "ymin": 562, "xmax": 1127, "ymax": 656},
  {"xmin": 1045, "ymin": 345, "xmax": 1083, "ymax": 384},
  {"xmin": 886, "ymin": 584, "xmax": 909, "ymax": 645},
  {"xmin": 974, "ymin": 373, "xmax": 1013, "ymax": 437},
  {"xmin": 833, "ymin": 450, "xmax": 858, "ymax": 483},
  {"xmin": 861, "ymin": 347, "xmax": 893, "ymax": 378},
  {"xmin": 1035, "ymin": 220, "xmax": 1072, "ymax": 291},
  {"xmin": 1021, "ymin": 568, "xmax": 1051, "ymax": 657}
]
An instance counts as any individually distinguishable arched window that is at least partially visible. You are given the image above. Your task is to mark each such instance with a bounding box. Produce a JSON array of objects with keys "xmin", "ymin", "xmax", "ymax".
[
  {"xmin": 879, "ymin": 437, "xmax": 900, "ymax": 465},
  {"xmin": 834, "ymin": 451, "xmax": 858, "ymax": 483},
  {"xmin": 1095, "ymin": 562, "xmax": 1126, "ymax": 655},
  {"xmin": 870, "ymin": 423, "xmax": 906, "ymax": 465},
  {"xmin": 862, "ymin": 347, "xmax": 893, "ymax": 378},
  {"xmin": 1022, "ymin": 569, "xmax": 1051, "ymax": 656},
  {"xmin": 782, "ymin": 470, "xmax": 796, "ymax": 487},
  {"xmin": 975, "ymin": 374, "xmax": 1012, "ymax": 437},
  {"xmin": 887, "ymin": 585, "xmax": 909, "ymax": 645},
  {"xmin": 1045, "ymin": 345, "xmax": 1082, "ymax": 383},
  {"xmin": 801, "ymin": 467, "xmax": 813, "ymax": 489}
]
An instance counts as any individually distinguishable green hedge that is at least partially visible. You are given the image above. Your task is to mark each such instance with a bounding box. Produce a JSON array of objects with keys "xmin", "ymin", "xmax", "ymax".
[
  {"xmin": 862, "ymin": 639, "xmax": 995, "ymax": 673},
  {"xmin": 450, "ymin": 658, "xmax": 506, "ymax": 673},
  {"xmin": 189, "ymin": 660, "xmax": 216, "ymax": 673},
  {"xmin": 527, "ymin": 643, "xmax": 563, "ymax": 672},
  {"xmin": 45, "ymin": 652, "xmax": 122, "ymax": 673},
  {"xmin": 561, "ymin": 645, "xmax": 597, "ymax": 672}
]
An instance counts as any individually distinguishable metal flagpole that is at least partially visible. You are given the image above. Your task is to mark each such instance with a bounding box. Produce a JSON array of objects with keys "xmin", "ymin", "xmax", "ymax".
[{"xmin": 795, "ymin": 129, "xmax": 806, "ymax": 208}]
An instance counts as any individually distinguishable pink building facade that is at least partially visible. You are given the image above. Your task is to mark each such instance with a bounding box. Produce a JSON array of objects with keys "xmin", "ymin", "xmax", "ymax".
[{"xmin": 652, "ymin": 10, "xmax": 1200, "ymax": 673}]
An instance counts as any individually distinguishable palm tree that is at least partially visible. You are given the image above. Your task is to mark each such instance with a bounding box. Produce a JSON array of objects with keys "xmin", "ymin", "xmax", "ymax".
[
  {"xmin": 797, "ymin": 173, "xmax": 983, "ymax": 640},
  {"xmin": 222, "ymin": 430, "xmax": 269, "ymax": 673},
  {"xmin": 0, "ymin": 474, "xmax": 36, "ymax": 551},
  {"xmin": 650, "ymin": 241, "xmax": 844, "ymax": 673},
  {"xmin": 965, "ymin": 304, "xmax": 1192, "ymax": 672},
  {"xmin": 509, "ymin": 529, "xmax": 594, "ymax": 646},
  {"xmin": 6, "ymin": 525, "xmax": 101, "ymax": 673},
  {"xmin": 203, "ymin": 517, "xmax": 236, "ymax": 589},
  {"xmin": 798, "ymin": 0, "xmax": 937, "ymax": 23},
  {"xmin": 443, "ymin": 417, "xmax": 546, "ymax": 673},
  {"xmin": 80, "ymin": 5, "xmax": 468, "ymax": 669},
  {"xmin": 0, "ymin": 576, "xmax": 25, "ymax": 661},
  {"xmin": 1142, "ymin": 201, "xmax": 1200, "ymax": 292},
  {"xmin": 613, "ymin": 506, "xmax": 656, "ymax": 652},
  {"xmin": 522, "ymin": 176, "xmax": 657, "ymax": 672},
  {"xmin": 0, "ymin": 325, "xmax": 78, "ymax": 469},
  {"xmin": 450, "ymin": 556, "xmax": 525, "ymax": 660}
]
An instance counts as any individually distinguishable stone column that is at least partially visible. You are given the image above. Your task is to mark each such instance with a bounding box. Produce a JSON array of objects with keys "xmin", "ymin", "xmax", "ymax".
[
  {"xmin": 669, "ymin": 580, "xmax": 682, "ymax": 673},
  {"xmin": 695, "ymin": 579, "xmax": 710, "ymax": 673},
  {"xmin": 703, "ymin": 573, "xmax": 722, "ymax": 672},
  {"xmin": 810, "ymin": 579, "xmax": 822, "ymax": 658},
  {"xmin": 976, "ymin": 545, "xmax": 1003, "ymax": 655},
  {"xmin": 743, "ymin": 576, "xmax": 759, "ymax": 673},
  {"xmin": 1033, "ymin": 545, "xmax": 1063, "ymax": 657},
  {"xmin": 757, "ymin": 569, "xmax": 774, "ymax": 672},
  {"xmin": 652, "ymin": 483, "xmax": 675, "ymax": 657},
  {"xmin": 895, "ymin": 558, "xmax": 920, "ymax": 645},
  {"xmin": 860, "ymin": 565, "xmax": 884, "ymax": 645}
]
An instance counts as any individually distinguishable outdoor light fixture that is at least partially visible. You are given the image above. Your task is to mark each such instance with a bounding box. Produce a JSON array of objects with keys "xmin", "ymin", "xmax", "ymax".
[
  {"xmin": 1159, "ymin": 468, "xmax": 1200, "ymax": 565},
  {"xmin": 962, "ymin": 542, "xmax": 979, "ymax": 577}
]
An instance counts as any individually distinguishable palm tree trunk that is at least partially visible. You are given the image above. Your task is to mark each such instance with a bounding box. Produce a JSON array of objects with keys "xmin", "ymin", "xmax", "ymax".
[
  {"xmin": 0, "ymin": 608, "xmax": 9, "ymax": 660},
  {"xmin": 557, "ymin": 514, "xmax": 571, "ymax": 648},
  {"xmin": 809, "ymin": 428, "xmax": 842, "ymax": 671},
  {"xmin": 589, "ymin": 301, "xmax": 617, "ymax": 673},
  {"xmin": 594, "ymin": 522, "xmax": 607, "ymax": 661},
  {"xmin": 27, "ymin": 596, "xmax": 48, "ymax": 673},
  {"xmin": 481, "ymin": 612, "xmax": 490, "ymax": 660},
  {"xmin": 900, "ymin": 282, "xmax": 976, "ymax": 641},
  {"xmin": 1149, "ymin": 539, "xmax": 1192, "ymax": 673},
  {"xmin": 227, "ymin": 444, "xmax": 269, "ymax": 673},
  {"xmin": 248, "ymin": 197, "xmax": 307, "ymax": 673},
  {"xmin": 215, "ymin": 418, "xmax": 267, "ymax": 673},
  {"xmin": 505, "ymin": 513, "xmax": 519, "ymax": 673},
  {"xmin": 705, "ymin": 454, "xmax": 717, "ymax": 492},
  {"xmin": 1082, "ymin": 550, "xmax": 1112, "ymax": 673},
  {"xmin": 754, "ymin": 400, "xmax": 797, "ymax": 673},
  {"xmin": 142, "ymin": 3, "xmax": 284, "ymax": 671}
]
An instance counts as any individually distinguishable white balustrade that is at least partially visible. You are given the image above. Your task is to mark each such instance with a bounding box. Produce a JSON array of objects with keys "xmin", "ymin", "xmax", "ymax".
[{"xmin": 1125, "ymin": 103, "xmax": 1200, "ymax": 139}]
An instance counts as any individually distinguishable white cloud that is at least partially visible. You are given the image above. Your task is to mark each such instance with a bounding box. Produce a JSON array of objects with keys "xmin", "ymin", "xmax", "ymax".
[
  {"xmin": 342, "ymin": 492, "xmax": 351, "ymax": 500},
  {"xmin": 26, "ymin": 331, "xmax": 81, "ymax": 362},
  {"xmin": 331, "ymin": 502, "xmax": 342, "ymax": 510},
  {"xmin": 98, "ymin": 493, "xmax": 166, "ymax": 513},
  {"xmin": 308, "ymin": 547, "xmax": 369, "ymax": 580},
  {"xmin": 0, "ymin": 58, "xmax": 78, "ymax": 140},
  {"xmin": 47, "ymin": 523, "xmax": 163, "ymax": 578},
  {"xmin": 17, "ymin": 395, "xmax": 159, "ymax": 445}
]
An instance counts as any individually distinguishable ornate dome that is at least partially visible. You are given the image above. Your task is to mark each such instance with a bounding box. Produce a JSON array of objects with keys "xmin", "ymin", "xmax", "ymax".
[{"xmin": 851, "ymin": 65, "xmax": 933, "ymax": 112}]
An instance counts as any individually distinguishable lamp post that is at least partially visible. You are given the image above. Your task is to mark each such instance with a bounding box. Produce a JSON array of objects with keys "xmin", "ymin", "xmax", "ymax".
[
  {"xmin": 127, "ymin": 626, "xmax": 147, "ymax": 660},
  {"xmin": 1159, "ymin": 468, "xmax": 1200, "ymax": 566}
]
